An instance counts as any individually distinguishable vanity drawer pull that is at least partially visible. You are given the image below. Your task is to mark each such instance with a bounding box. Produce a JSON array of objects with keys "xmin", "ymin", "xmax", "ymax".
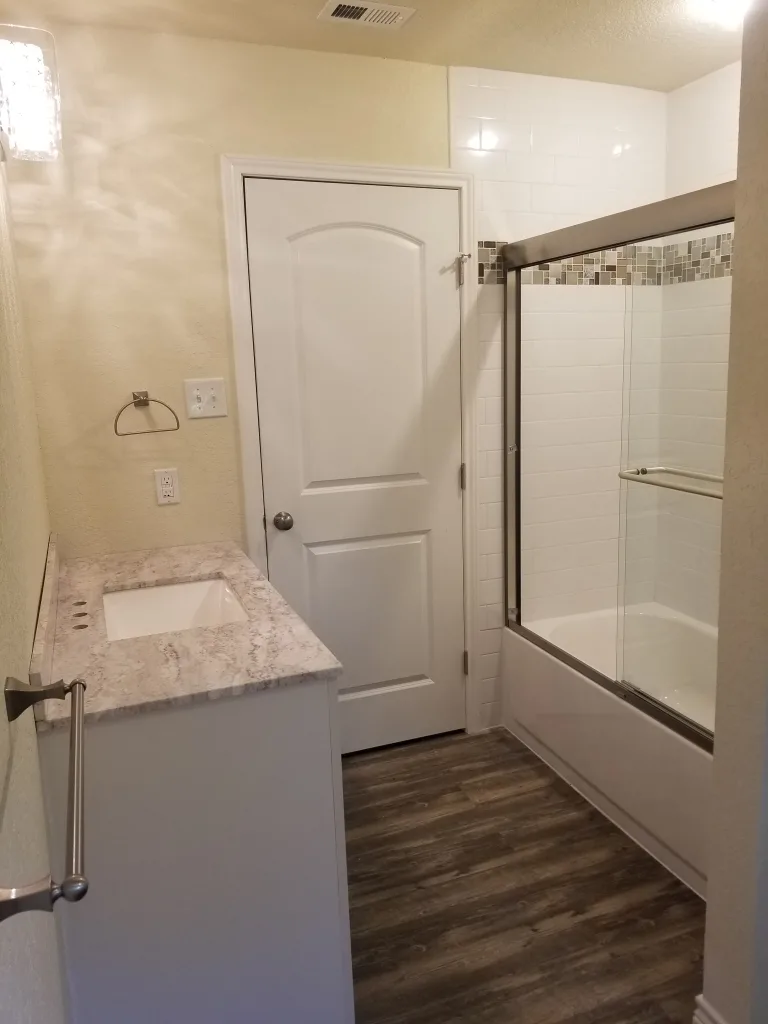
[{"xmin": 0, "ymin": 678, "xmax": 88, "ymax": 923}]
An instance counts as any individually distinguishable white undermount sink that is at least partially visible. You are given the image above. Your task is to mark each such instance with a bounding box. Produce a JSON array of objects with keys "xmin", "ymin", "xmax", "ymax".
[{"xmin": 103, "ymin": 578, "xmax": 249, "ymax": 641}]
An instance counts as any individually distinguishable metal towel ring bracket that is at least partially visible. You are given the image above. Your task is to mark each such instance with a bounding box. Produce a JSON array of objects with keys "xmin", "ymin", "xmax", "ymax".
[{"xmin": 114, "ymin": 391, "xmax": 181, "ymax": 436}]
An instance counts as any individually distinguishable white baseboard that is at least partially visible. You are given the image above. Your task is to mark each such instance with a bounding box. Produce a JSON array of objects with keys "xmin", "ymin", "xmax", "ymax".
[{"xmin": 694, "ymin": 995, "xmax": 730, "ymax": 1024}]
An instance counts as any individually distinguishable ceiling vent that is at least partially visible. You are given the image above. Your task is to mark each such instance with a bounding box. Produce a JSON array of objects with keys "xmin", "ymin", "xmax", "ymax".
[{"xmin": 317, "ymin": 1, "xmax": 416, "ymax": 30}]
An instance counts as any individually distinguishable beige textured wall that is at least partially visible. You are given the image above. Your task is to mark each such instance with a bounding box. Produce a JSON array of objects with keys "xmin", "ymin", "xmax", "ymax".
[
  {"xmin": 700, "ymin": 6, "xmax": 768, "ymax": 1024},
  {"xmin": 8, "ymin": 26, "xmax": 449, "ymax": 558},
  {"xmin": 0, "ymin": 165, "xmax": 66, "ymax": 1023}
]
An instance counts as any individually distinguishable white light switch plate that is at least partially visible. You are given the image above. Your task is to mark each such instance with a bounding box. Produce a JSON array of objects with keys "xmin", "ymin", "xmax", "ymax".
[
  {"xmin": 184, "ymin": 378, "xmax": 228, "ymax": 418},
  {"xmin": 154, "ymin": 468, "xmax": 180, "ymax": 505}
]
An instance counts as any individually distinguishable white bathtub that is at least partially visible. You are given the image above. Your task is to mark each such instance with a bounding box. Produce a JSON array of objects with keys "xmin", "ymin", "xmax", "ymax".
[
  {"xmin": 501, "ymin": 623, "xmax": 712, "ymax": 894},
  {"xmin": 526, "ymin": 602, "xmax": 717, "ymax": 732}
]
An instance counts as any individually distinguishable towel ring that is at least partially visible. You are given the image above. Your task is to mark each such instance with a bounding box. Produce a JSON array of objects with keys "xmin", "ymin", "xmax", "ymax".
[{"xmin": 114, "ymin": 392, "xmax": 181, "ymax": 437}]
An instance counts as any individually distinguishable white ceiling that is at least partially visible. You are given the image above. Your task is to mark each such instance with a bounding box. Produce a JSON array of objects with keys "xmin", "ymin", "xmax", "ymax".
[{"xmin": 0, "ymin": 0, "xmax": 743, "ymax": 91}]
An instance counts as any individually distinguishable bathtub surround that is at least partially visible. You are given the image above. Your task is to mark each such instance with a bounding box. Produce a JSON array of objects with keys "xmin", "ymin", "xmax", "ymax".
[{"xmin": 452, "ymin": 66, "xmax": 668, "ymax": 728}]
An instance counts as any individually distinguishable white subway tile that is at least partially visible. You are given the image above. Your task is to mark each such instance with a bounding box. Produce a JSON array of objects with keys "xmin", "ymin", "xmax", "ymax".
[
  {"xmin": 476, "ymin": 701, "xmax": 502, "ymax": 729},
  {"xmin": 477, "ymin": 283, "xmax": 504, "ymax": 313},
  {"xmin": 478, "ymin": 423, "xmax": 503, "ymax": 452},
  {"xmin": 522, "ymin": 283, "xmax": 626, "ymax": 313},
  {"xmin": 477, "ymin": 677, "xmax": 501, "ymax": 703},
  {"xmin": 522, "ymin": 365, "xmax": 625, "ymax": 394},
  {"xmin": 452, "ymin": 148, "xmax": 509, "ymax": 181},
  {"xmin": 521, "ymin": 339, "xmax": 625, "ymax": 368},
  {"xmin": 452, "ymin": 84, "xmax": 509, "ymax": 120},
  {"xmin": 530, "ymin": 183, "xmax": 584, "ymax": 215},
  {"xmin": 524, "ymin": 562, "xmax": 619, "ymax": 599},
  {"xmin": 483, "ymin": 450, "xmax": 504, "ymax": 477},
  {"xmin": 522, "ymin": 539, "xmax": 619, "ymax": 575},
  {"xmin": 662, "ymin": 305, "xmax": 733, "ymax": 338},
  {"xmin": 481, "ymin": 180, "xmax": 532, "ymax": 213},
  {"xmin": 660, "ymin": 387, "xmax": 726, "ymax": 419},
  {"xmin": 522, "ymin": 467, "xmax": 619, "ymax": 499},
  {"xmin": 479, "ymin": 528, "xmax": 504, "ymax": 555},
  {"xmin": 480, "ymin": 603, "xmax": 505, "ymax": 630},
  {"xmin": 520, "ymin": 440, "xmax": 621, "ymax": 473},
  {"xmin": 479, "ymin": 476, "xmax": 503, "ymax": 503},
  {"xmin": 521, "ymin": 390, "xmax": 622, "ymax": 421},
  {"xmin": 484, "ymin": 397, "xmax": 503, "ymax": 424},
  {"xmin": 661, "ymin": 362, "xmax": 729, "ymax": 391},
  {"xmin": 479, "ymin": 578, "xmax": 504, "ymax": 605},
  {"xmin": 477, "ymin": 628, "xmax": 503, "ymax": 655},
  {"xmin": 478, "ymin": 313, "xmax": 503, "ymax": 345},
  {"xmin": 522, "ymin": 587, "xmax": 617, "ymax": 623},
  {"xmin": 522, "ymin": 416, "xmax": 621, "ymax": 447},
  {"xmin": 479, "ymin": 653, "xmax": 501, "ymax": 680},
  {"xmin": 479, "ymin": 342, "xmax": 503, "ymax": 371},
  {"xmin": 521, "ymin": 490, "xmax": 620, "ymax": 525},
  {"xmin": 477, "ymin": 368, "xmax": 503, "ymax": 398},
  {"xmin": 522, "ymin": 515, "xmax": 619, "ymax": 550},
  {"xmin": 522, "ymin": 310, "xmax": 626, "ymax": 341},
  {"xmin": 504, "ymin": 152, "xmax": 556, "ymax": 183},
  {"xmin": 482, "ymin": 502, "xmax": 504, "ymax": 529},
  {"xmin": 531, "ymin": 122, "xmax": 581, "ymax": 157},
  {"xmin": 662, "ymin": 276, "xmax": 732, "ymax": 310},
  {"xmin": 660, "ymin": 335, "xmax": 730, "ymax": 363}
]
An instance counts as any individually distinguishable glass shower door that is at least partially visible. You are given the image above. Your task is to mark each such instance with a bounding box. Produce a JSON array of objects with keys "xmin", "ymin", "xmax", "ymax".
[{"xmin": 620, "ymin": 224, "xmax": 733, "ymax": 733}]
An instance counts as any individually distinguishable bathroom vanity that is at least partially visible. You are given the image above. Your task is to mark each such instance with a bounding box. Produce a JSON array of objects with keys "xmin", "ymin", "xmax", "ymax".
[{"xmin": 35, "ymin": 542, "xmax": 354, "ymax": 1024}]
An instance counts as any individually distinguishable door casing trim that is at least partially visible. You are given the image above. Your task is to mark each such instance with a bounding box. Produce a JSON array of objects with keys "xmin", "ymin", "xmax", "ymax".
[{"xmin": 221, "ymin": 156, "xmax": 480, "ymax": 733}]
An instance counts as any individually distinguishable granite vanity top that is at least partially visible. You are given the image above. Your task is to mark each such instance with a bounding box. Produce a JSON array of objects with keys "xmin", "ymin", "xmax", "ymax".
[{"xmin": 40, "ymin": 542, "xmax": 341, "ymax": 728}]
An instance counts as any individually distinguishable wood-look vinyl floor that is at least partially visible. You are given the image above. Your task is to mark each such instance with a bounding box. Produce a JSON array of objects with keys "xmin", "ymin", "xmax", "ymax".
[{"xmin": 342, "ymin": 730, "xmax": 705, "ymax": 1024}]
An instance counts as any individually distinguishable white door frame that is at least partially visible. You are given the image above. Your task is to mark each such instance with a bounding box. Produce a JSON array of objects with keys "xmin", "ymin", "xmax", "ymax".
[{"xmin": 221, "ymin": 155, "xmax": 480, "ymax": 733}]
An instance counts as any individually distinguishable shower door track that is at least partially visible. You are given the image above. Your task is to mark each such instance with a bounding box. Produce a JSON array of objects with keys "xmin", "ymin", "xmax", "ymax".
[{"xmin": 502, "ymin": 180, "xmax": 736, "ymax": 751}]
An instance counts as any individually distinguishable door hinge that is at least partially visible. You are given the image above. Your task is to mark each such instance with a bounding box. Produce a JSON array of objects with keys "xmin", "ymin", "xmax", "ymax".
[
  {"xmin": 457, "ymin": 252, "xmax": 471, "ymax": 287},
  {"xmin": 463, "ymin": 650, "xmax": 469, "ymax": 676},
  {"xmin": 459, "ymin": 462, "xmax": 467, "ymax": 491}
]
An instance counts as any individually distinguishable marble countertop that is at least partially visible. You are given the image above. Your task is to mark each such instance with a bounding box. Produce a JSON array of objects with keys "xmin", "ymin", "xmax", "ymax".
[{"xmin": 41, "ymin": 542, "xmax": 341, "ymax": 728}]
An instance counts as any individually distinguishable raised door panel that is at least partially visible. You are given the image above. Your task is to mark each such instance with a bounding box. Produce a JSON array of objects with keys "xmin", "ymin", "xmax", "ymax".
[
  {"xmin": 291, "ymin": 226, "xmax": 427, "ymax": 487},
  {"xmin": 307, "ymin": 533, "xmax": 431, "ymax": 694}
]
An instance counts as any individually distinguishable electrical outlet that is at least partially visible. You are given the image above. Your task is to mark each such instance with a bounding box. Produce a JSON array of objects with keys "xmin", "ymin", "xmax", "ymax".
[
  {"xmin": 184, "ymin": 378, "xmax": 228, "ymax": 419},
  {"xmin": 154, "ymin": 468, "xmax": 180, "ymax": 505}
]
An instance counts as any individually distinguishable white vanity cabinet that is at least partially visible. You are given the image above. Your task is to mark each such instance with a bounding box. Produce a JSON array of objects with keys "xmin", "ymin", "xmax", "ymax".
[
  {"xmin": 35, "ymin": 542, "xmax": 353, "ymax": 1024},
  {"xmin": 39, "ymin": 678, "xmax": 354, "ymax": 1024}
]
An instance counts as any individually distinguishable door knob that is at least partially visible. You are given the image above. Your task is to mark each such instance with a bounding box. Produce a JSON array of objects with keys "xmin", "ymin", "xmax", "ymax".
[{"xmin": 273, "ymin": 511, "xmax": 294, "ymax": 531}]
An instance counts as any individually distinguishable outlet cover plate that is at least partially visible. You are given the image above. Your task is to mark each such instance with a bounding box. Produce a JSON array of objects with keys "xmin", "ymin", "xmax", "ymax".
[{"xmin": 154, "ymin": 468, "xmax": 180, "ymax": 505}]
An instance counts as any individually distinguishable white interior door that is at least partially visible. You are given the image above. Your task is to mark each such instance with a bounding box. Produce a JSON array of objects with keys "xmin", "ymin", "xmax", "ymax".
[{"xmin": 244, "ymin": 176, "xmax": 466, "ymax": 753}]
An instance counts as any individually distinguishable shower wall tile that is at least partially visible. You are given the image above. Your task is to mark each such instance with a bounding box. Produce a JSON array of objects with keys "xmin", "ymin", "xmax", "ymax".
[
  {"xmin": 654, "ymin": 276, "xmax": 732, "ymax": 627},
  {"xmin": 519, "ymin": 283, "xmax": 629, "ymax": 624},
  {"xmin": 450, "ymin": 65, "xmax": 666, "ymax": 724}
]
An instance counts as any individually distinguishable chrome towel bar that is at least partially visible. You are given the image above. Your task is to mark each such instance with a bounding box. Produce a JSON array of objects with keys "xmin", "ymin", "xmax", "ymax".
[
  {"xmin": 619, "ymin": 466, "xmax": 723, "ymax": 500},
  {"xmin": 0, "ymin": 678, "xmax": 88, "ymax": 924}
]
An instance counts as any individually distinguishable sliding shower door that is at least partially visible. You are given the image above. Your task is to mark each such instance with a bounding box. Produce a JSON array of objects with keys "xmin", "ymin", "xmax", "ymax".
[
  {"xmin": 504, "ymin": 190, "xmax": 733, "ymax": 744},
  {"xmin": 513, "ymin": 255, "xmax": 628, "ymax": 682},
  {"xmin": 620, "ymin": 224, "xmax": 733, "ymax": 733}
]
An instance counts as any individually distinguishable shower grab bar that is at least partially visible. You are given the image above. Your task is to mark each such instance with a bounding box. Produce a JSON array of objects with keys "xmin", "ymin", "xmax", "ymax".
[
  {"xmin": 0, "ymin": 678, "xmax": 88, "ymax": 924},
  {"xmin": 619, "ymin": 466, "xmax": 723, "ymax": 500}
]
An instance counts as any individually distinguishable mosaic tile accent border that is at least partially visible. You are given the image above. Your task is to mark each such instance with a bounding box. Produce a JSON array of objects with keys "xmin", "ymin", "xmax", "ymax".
[{"xmin": 478, "ymin": 232, "xmax": 734, "ymax": 286}]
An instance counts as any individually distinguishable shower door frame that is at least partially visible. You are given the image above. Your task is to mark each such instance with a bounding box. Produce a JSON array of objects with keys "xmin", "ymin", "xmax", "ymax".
[{"xmin": 503, "ymin": 181, "xmax": 736, "ymax": 752}]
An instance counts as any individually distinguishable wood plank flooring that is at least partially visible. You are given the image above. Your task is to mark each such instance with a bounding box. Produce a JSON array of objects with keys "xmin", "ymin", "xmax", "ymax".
[{"xmin": 343, "ymin": 730, "xmax": 705, "ymax": 1024}]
